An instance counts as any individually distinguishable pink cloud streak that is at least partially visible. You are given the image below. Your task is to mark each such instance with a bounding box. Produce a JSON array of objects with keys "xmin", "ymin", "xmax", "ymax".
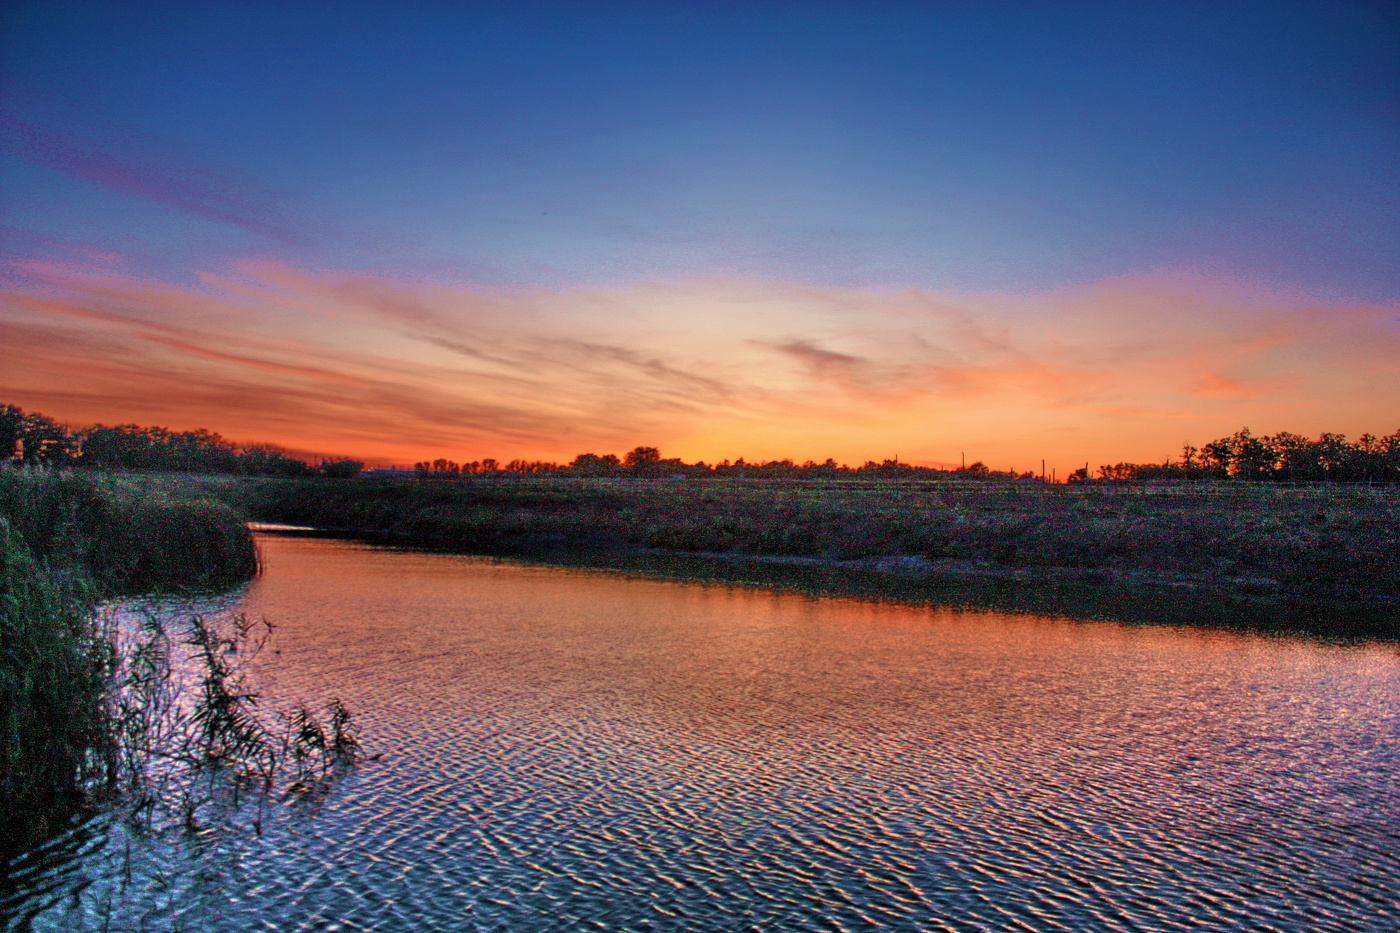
[
  {"xmin": 3, "ymin": 261, "xmax": 1397, "ymax": 471},
  {"xmin": 0, "ymin": 112, "xmax": 301, "ymax": 241}
]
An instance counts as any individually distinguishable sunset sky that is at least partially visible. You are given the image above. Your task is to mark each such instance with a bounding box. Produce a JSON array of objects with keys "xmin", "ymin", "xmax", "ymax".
[{"xmin": 2, "ymin": 1, "xmax": 1397, "ymax": 471}]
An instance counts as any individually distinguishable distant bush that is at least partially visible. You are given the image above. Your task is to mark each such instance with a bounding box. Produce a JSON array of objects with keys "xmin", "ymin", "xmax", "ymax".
[
  {"xmin": 1084, "ymin": 430, "xmax": 1400, "ymax": 484},
  {"xmin": 320, "ymin": 459, "xmax": 364, "ymax": 479},
  {"xmin": 7, "ymin": 400, "xmax": 1400, "ymax": 486}
]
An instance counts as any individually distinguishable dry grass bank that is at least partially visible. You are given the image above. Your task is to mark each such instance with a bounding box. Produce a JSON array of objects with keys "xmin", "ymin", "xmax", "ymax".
[{"xmin": 174, "ymin": 474, "xmax": 1400, "ymax": 608}]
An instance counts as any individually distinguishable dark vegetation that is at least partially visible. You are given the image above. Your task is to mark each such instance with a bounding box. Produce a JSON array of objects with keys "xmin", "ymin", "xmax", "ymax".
[
  {"xmin": 415, "ymin": 446, "xmax": 1035, "ymax": 481},
  {"xmin": 11, "ymin": 403, "xmax": 1400, "ymax": 485},
  {"xmin": 0, "ymin": 470, "xmax": 357, "ymax": 860},
  {"xmin": 1, "ymin": 523, "xmax": 109, "ymax": 854},
  {"xmin": 418, "ymin": 429, "xmax": 1400, "ymax": 484},
  {"xmin": 1, "ymin": 404, "xmax": 362, "ymax": 477},
  {"xmin": 6, "ymin": 402, "xmax": 1398, "ymax": 637},
  {"xmin": 0, "ymin": 470, "xmax": 258, "ymax": 595},
  {"xmin": 203, "ymin": 471, "xmax": 1400, "ymax": 626},
  {"xmin": 1073, "ymin": 428, "xmax": 1400, "ymax": 484}
]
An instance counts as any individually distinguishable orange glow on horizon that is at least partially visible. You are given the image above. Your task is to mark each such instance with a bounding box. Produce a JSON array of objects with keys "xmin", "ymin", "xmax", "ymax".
[{"xmin": 4, "ymin": 261, "xmax": 1397, "ymax": 475}]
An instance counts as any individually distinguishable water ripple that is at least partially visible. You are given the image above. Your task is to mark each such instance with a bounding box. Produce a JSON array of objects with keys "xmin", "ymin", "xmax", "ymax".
[{"xmin": 6, "ymin": 536, "xmax": 1398, "ymax": 932}]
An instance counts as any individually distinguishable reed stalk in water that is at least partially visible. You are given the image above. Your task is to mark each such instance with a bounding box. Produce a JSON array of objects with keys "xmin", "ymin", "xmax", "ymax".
[{"xmin": 1, "ymin": 469, "xmax": 358, "ymax": 857}]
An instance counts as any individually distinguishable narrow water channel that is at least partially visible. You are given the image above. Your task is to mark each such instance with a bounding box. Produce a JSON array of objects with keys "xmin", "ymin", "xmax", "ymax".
[{"xmin": 6, "ymin": 534, "xmax": 1399, "ymax": 931}]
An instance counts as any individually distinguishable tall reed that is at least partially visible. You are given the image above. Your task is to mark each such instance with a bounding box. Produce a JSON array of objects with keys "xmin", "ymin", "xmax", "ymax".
[
  {"xmin": 0, "ymin": 470, "xmax": 258, "ymax": 595},
  {"xmin": 0, "ymin": 524, "xmax": 112, "ymax": 851},
  {"xmin": 0, "ymin": 468, "xmax": 263, "ymax": 856}
]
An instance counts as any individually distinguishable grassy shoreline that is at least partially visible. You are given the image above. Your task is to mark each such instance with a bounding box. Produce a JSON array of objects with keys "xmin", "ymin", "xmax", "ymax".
[
  {"xmin": 0, "ymin": 470, "xmax": 259, "ymax": 855},
  {"xmin": 185, "ymin": 472, "xmax": 1398, "ymax": 637},
  {"xmin": 0, "ymin": 471, "xmax": 258, "ymax": 595}
]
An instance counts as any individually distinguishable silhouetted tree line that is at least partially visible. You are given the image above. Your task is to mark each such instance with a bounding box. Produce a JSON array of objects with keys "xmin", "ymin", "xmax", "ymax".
[
  {"xmin": 415, "ymin": 445, "xmax": 1035, "ymax": 481},
  {"xmin": 1068, "ymin": 427, "xmax": 1400, "ymax": 484},
  {"xmin": 13, "ymin": 404, "xmax": 1393, "ymax": 485},
  {"xmin": 1, "ymin": 405, "xmax": 362, "ymax": 477}
]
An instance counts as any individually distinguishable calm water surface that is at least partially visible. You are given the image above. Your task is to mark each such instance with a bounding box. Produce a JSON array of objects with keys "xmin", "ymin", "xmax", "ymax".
[{"xmin": 6, "ymin": 535, "xmax": 1399, "ymax": 931}]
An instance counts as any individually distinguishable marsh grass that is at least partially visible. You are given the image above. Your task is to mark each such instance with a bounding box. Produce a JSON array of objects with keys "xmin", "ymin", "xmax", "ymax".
[
  {"xmin": 0, "ymin": 469, "xmax": 355, "ymax": 860},
  {"xmin": 0, "ymin": 470, "xmax": 257, "ymax": 596},
  {"xmin": 205, "ymin": 474, "xmax": 1400, "ymax": 605},
  {"xmin": 0, "ymin": 524, "xmax": 112, "ymax": 850},
  {"xmin": 147, "ymin": 471, "xmax": 1394, "ymax": 637}
]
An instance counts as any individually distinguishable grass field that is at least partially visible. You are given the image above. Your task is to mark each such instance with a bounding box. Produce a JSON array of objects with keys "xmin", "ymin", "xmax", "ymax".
[{"xmin": 167, "ymin": 472, "xmax": 1400, "ymax": 625}]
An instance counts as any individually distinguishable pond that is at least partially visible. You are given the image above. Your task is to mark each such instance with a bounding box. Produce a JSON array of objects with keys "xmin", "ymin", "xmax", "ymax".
[{"xmin": 5, "ymin": 534, "xmax": 1399, "ymax": 931}]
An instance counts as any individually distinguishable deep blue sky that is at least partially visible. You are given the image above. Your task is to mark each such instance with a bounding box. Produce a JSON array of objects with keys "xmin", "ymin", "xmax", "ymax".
[{"xmin": 3, "ymin": 0, "xmax": 1397, "ymax": 296}]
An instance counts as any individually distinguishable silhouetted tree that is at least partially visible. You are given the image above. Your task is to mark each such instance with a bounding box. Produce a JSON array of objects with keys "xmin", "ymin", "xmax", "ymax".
[
  {"xmin": 568, "ymin": 453, "xmax": 621, "ymax": 475},
  {"xmin": 505, "ymin": 459, "xmax": 561, "ymax": 474},
  {"xmin": 11, "ymin": 409, "xmax": 72, "ymax": 465},
  {"xmin": 0, "ymin": 405, "xmax": 25, "ymax": 463},
  {"xmin": 623, "ymin": 446, "xmax": 661, "ymax": 469}
]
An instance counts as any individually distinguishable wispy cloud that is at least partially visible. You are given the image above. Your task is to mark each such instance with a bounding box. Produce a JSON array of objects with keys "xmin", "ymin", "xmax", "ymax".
[
  {"xmin": 0, "ymin": 111, "xmax": 302, "ymax": 242},
  {"xmin": 3, "ymin": 261, "xmax": 1397, "ymax": 469}
]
